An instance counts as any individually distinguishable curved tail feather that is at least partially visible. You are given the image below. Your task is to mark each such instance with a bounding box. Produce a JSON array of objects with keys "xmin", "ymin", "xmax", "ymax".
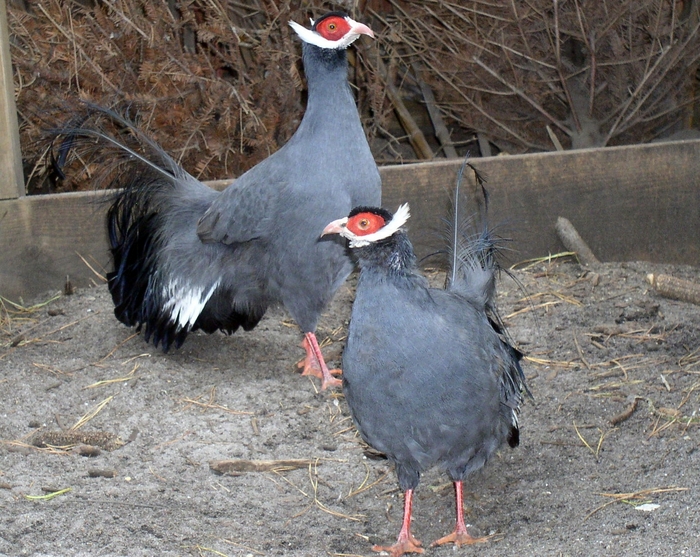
[
  {"xmin": 444, "ymin": 157, "xmax": 532, "ymax": 438},
  {"xmin": 50, "ymin": 104, "xmax": 266, "ymax": 350}
]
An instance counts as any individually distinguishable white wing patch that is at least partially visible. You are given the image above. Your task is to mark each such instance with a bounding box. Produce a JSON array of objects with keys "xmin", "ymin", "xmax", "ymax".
[{"xmin": 162, "ymin": 279, "xmax": 220, "ymax": 331}]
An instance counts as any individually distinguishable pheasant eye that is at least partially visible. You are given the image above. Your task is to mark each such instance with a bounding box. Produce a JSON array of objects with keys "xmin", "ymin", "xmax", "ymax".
[
  {"xmin": 316, "ymin": 16, "xmax": 351, "ymax": 40},
  {"xmin": 347, "ymin": 212, "xmax": 385, "ymax": 236}
]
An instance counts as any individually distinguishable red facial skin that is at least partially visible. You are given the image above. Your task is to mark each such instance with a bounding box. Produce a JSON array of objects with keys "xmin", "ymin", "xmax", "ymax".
[
  {"xmin": 314, "ymin": 15, "xmax": 352, "ymax": 41},
  {"xmin": 346, "ymin": 212, "xmax": 386, "ymax": 236}
]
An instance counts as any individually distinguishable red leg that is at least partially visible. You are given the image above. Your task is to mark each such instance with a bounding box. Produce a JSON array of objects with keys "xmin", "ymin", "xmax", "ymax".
[
  {"xmin": 297, "ymin": 332, "xmax": 342, "ymax": 390},
  {"xmin": 431, "ymin": 481, "xmax": 491, "ymax": 547},
  {"xmin": 372, "ymin": 489, "xmax": 424, "ymax": 557}
]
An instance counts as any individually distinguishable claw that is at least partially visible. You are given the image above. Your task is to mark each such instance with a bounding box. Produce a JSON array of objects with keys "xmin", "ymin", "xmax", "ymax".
[
  {"xmin": 372, "ymin": 489, "xmax": 423, "ymax": 557},
  {"xmin": 431, "ymin": 528, "xmax": 491, "ymax": 547},
  {"xmin": 372, "ymin": 536, "xmax": 424, "ymax": 557},
  {"xmin": 431, "ymin": 480, "xmax": 494, "ymax": 548},
  {"xmin": 298, "ymin": 332, "xmax": 342, "ymax": 389}
]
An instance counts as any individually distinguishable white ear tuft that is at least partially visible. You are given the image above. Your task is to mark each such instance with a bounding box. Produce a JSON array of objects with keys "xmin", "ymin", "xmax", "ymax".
[
  {"xmin": 348, "ymin": 204, "xmax": 411, "ymax": 248},
  {"xmin": 391, "ymin": 203, "xmax": 411, "ymax": 229},
  {"xmin": 288, "ymin": 17, "xmax": 366, "ymax": 50}
]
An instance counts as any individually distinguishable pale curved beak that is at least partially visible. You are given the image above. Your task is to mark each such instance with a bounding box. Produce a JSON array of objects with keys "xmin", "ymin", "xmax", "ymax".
[
  {"xmin": 321, "ymin": 217, "xmax": 348, "ymax": 237},
  {"xmin": 347, "ymin": 18, "xmax": 375, "ymax": 39}
]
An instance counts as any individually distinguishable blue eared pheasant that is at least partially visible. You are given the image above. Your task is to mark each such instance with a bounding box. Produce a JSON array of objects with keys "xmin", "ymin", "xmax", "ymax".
[
  {"xmin": 322, "ymin": 183, "xmax": 529, "ymax": 555},
  {"xmin": 54, "ymin": 13, "xmax": 380, "ymax": 390}
]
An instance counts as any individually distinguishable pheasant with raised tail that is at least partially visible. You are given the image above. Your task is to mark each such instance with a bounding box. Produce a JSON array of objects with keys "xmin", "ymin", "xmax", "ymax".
[
  {"xmin": 322, "ymin": 166, "xmax": 529, "ymax": 555},
  {"xmin": 51, "ymin": 12, "xmax": 380, "ymax": 390}
]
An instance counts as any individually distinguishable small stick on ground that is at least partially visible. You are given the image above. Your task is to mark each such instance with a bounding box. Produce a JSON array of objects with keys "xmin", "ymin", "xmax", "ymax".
[
  {"xmin": 210, "ymin": 459, "xmax": 320, "ymax": 475},
  {"xmin": 555, "ymin": 217, "xmax": 600, "ymax": 265},
  {"xmin": 30, "ymin": 430, "xmax": 123, "ymax": 451},
  {"xmin": 585, "ymin": 486, "xmax": 688, "ymax": 520},
  {"xmin": 610, "ymin": 397, "xmax": 640, "ymax": 426},
  {"xmin": 71, "ymin": 396, "xmax": 114, "ymax": 430},
  {"xmin": 647, "ymin": 274, "xmax": 700, "ymax": 306},
  {"xmin": 88, "ymin": 469, "xmax": 117, "ymax": 478},
  {"xmin": 76, "ymin": 445, "xmax": 101, "ymax": 457},
  {"xmin": 573, "ymin": 334, "xmax": 590, "ymax": 369}
]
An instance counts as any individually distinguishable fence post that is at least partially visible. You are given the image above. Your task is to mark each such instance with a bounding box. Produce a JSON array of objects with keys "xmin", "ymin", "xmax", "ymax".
[{"xmin": 0, "ymin": 0, "xmax": 25, "ymax": 200}]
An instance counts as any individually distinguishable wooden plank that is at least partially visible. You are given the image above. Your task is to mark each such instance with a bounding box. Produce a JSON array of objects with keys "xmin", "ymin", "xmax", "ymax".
[
  {"xmin": 0, "ymin": 191, "xmax": 111, "ymax": 300},
  {"xmin": 0, "ymin": 0, "xmax": 24, "ymax": 200},
  {"xmin": 381, "ymin": 139, "xmax": 700, "ymax": 266},
  {"xmin": 1, "ymin": 140, "xmax": 700, "ymax": 302}
]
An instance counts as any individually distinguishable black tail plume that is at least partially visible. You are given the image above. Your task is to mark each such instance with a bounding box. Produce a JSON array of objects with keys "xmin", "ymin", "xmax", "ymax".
[
  {"xmin": 446, "ymin": 156, "xmax": 532, "ymax": 404},
  {"xmin": 48, "ymin": 104, "xmax": 200, "ymax": 350}
]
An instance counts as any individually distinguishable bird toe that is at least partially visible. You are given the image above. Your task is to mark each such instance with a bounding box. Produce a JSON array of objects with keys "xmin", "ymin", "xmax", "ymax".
[
  {"xmin": 372, "ymin": 538, "xmax": 424, "ymax": 556},
  {"xmin": 431, "ymin": 529, "xmax": 493, "ymax": 547}
]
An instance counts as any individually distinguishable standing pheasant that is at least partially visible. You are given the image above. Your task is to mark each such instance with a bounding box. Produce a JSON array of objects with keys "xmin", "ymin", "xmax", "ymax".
[
  {"xmin": 322, "ymin": 184, "xmax": 528, "ymax": 555},
  {"xmin": 53, "ymin": 12, "xmax": 380, "ymax": 390}
]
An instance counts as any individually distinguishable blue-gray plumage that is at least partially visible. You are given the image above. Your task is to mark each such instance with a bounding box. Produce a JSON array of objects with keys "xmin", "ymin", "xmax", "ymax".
[
  {"xmin": 53, "ymin": 13, "xmax": 380, "ymax": 390},
  {"xmin": 322, "ymin": 196, "xmax": 528, "ymax": 556}
]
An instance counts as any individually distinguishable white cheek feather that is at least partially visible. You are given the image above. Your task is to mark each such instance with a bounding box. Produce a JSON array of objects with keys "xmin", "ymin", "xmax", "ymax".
[
  {"xmin": 289, "ymin": 20, "xmax": 361, "ymax": 49},
  {"xmin": 346, "ymin": 203, "xmax": 411, "ymax": 247},
  {"xmin": 162, "ymin": 279, "xmax": 221, "ymax": 331}
]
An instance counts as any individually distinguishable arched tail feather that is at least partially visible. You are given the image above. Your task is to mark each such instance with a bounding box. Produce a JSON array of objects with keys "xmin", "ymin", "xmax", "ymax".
[{"xmin": 50, "ymin": 104, "xmax": 268, "ymax": 351}]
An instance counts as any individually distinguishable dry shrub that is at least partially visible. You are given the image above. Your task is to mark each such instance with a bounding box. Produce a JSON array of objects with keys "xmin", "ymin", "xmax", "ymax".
[
  {"xmin": 9, "ymin": 0, "xmax": 700, "ymax": 193},
  {"xmin": 9, "ymin": 0, "xmax": 382, "ymax": 193},
  {"xmin": 385, "ymin": 0, "xmax": 700, "ymax": 153}
]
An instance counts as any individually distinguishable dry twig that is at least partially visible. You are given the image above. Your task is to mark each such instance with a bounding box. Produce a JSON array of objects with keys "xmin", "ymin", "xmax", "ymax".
[
  {"xmin": 555, "ymin": 217, "xmax": 600, "ymax": 266},
  {"xmin": 647, "ymin": 273, "xmax": 700, "ymax": 306},
  {"xmin": 585, "ymin": 487, "xmax": 688, "ymax": 520},
  {"xmin": 610, "ymin": 397, "xmax": 641, "ymax": 426},
  {"xmin": 210, "ymin": 459, "xmax": 319, "ymax": 475}
]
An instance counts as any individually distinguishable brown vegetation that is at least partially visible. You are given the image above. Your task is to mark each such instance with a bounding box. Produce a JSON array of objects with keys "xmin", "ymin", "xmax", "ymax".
[
  {"xmin": 8, "ymin": 0, "xmax": 700, "ymax": 193},
  {"xmin": 385, "ymin": 0, "xmax": 700, "ymax": 152}
]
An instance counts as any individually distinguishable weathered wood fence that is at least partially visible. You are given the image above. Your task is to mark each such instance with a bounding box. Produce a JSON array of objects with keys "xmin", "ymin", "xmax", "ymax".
[
  {"xmin": 1, "ymin": 0, "xmax": 699, "ymax": 302},
  {"xmin": 2, "ymin": 139, "xmax": 700, "ymax": 302}
]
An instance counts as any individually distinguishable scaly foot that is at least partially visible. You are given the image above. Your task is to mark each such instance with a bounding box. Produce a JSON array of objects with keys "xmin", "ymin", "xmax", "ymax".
[
  {"xmin": 372, "ymin": 534, "xmax": 423, "ymax": 557},
  {"xmin": 297, "ymin": 333, "xmax": 342, "ymax": 389},
  {"xmin": 431, "ymin": 527, "xmax": 492, "ymax": 547}
]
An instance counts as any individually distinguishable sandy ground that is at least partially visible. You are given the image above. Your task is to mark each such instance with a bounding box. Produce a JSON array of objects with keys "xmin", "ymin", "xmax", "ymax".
[{"xmin": 2, "ymin": 258, "xmax": 700, "ymax": 557}]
